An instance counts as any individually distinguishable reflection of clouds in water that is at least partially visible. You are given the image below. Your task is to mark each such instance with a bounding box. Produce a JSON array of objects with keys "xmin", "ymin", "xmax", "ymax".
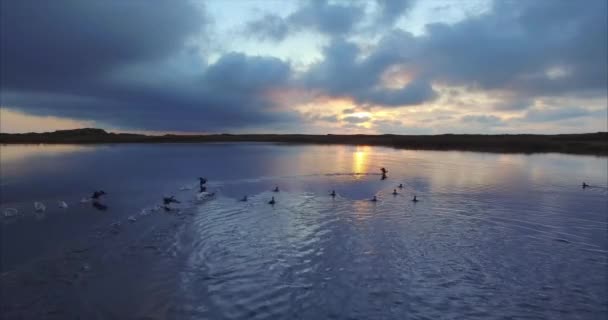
[
  {"xmin": 0, "ymin": 144, "xmax": 98, "ymax": 179},
  {"xmin": 0, "ymin": 144, "xmax": 95, "ymax": 164}
]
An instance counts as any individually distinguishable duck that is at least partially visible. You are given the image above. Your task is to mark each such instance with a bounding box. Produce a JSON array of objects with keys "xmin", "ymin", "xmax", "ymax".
[
  {"xmin": 273, "ymin": 186, "xmax": 280, "ymax": 192},
  {"xmin": 163, "ymin": 196, "xmax": 180, "ymax": 205},
  {"xmin": 198, "ymin": 177, "xmax": 207, "ymax": 185},
  {"xmin": 240, "ymin": 195, "xmax": 248, "ymax": 202},
  {"xmin": 380, "ymin": 167, "xmax": 388, "ymax": 175},
  {"xmin": 392, "ymin": 189, "xmax": 398, "ymax": 195},
  {"xmin": 91, "ymin": 190, "xmax": 106, "ymax": 200},
  {"xmin": 3, "ymin": 208, "xmax": 18, "ymax": 217},
  {"xmin": 370, "ymin": 196, "xmax": 378, "ymax": 202},
  {"xmin": 34, "ymin": 201, "xmax": 46, "ymax": 212},
  {"xmin": 268, "ymin": 197, "xmax": 276, "ymax": 205},
  {"xmin": 58, "ymin": 201, "xmax": 68, "ymax": 209},
  {"xmin": 582, "ymin": 182, "xmax": 589, "ymax": 188},
  {"xmin": 398, "ymin": 183, "xmax": 403, "ymax": 189},
  {"xmin": 330, "ymin": 190, "xmax": 336, "ymax": 197},
  {"xmin": 412, "ymin": 195, "xmax": 419, "ymax": 203}
]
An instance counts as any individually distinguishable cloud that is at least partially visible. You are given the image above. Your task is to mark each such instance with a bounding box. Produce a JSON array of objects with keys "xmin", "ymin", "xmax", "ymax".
[
  {"xmin": 1, "ymin": 0, "xmax": 205, "ymax": 91},
  {"xmin": 461, "ymin": 115, "xmax": 505, "ymax": 126},
  {"xmin": 521, "ymin": 107, "xmax": 603, "ymax": 123},
  {"xmin": 246, "ymin": 14, "xmax": 290, "ymax": 41},
  {"xmin": 246, "ymin": 0, "xmax": 364, "ymax": 40},
  {"xmin": 300, "ymin": 35, "xmax": 438, "ymax": 107},
  {"xmin": 343, "ymin": 115, "xmax": 371, "ymax": 124},
  {"xmin": 296, "ymin": 0, "xmax": 606, "ymax": 112},
  {"xmin": 1, "ymin": 0, "xmax": 606, "ymax": 134},
  {"xmin": 375, "ymin": 0, "xmax": 414, "ymax": 25},
  {"xmin": 2, "ymin": 51, "xmax": 299, "ymax": 132},
  {"xmin": 416, "ymin": 0, "xmax": 607, "ymax": 97},
  {"xmin": 0, "ymin": 1, "xmax": 302, "ymax": 132}
]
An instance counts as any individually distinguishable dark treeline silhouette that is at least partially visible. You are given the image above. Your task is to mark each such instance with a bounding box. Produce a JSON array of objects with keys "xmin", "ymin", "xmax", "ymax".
[{"xmin": 1, "ymin": 128, "xmax": 607, "ymax": 155}]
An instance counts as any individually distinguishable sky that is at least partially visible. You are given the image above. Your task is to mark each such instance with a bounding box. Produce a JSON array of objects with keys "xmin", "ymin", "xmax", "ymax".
[{"xmin": 1, "ymin": 0, "xmax": 606, "ymax": 134}]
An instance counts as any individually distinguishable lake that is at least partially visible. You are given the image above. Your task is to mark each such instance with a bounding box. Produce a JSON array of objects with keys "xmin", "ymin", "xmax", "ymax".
[{"xmin": 1, "ymin": 143, "xmax": 606, "ymax": 319}]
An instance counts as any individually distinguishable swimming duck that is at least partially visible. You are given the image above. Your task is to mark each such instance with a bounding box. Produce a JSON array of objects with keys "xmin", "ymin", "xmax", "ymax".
[
  {"xmin": 58, "ymin": 201, "xmax": 68, "ymax": 209},
  {"xmin": 370, "ymin": 196, "xmax": 378, "ymax": 202},
  {"xmin": 392, "ymin": 189, "xmax": 398, "ymax": 195},
  {"xmin": 273, "ymin": 186, "xmax": 280, "ymax": 192},
  {"xmin": 34, "ymin": 201, "xmax": 46, "ymax": 212},
  {"xmin": 163, "ymin": 196, "xmax": 180, "ymax": 205},
  {"xmin": 91, "ymin": 190, "xmax": 106, "ymax": 200},
  {"xmin": 380, "ymin": 167, "xmax": 388, "ymax": 175},
  {"xmin": 412, "ymin": 195, "xmax": 419, "ymax": 203},
  {"xmin": 240, "ymin": 195, "xmax": 248, "ymax": 202},
  {"xmin": 398, "ymin": 184, "xmax": 403, "ymax": 189},
  {"xmin": 268, "ymin": 197, "xmax": 276, "ymax": 205},
  {"xmin": 330, "ymin": 190, "xmax": 336, "ymax": 197},
  {"xmin": 3, "ymin": 208, "xmax": 18, "ymax": 217},
  {"xmin": 582, "ymin": 182, "xmax": 589, "ymax": 188},
  {"xmin": 199, "ymin": 177, "xmax": 207, "ymax": 185}
]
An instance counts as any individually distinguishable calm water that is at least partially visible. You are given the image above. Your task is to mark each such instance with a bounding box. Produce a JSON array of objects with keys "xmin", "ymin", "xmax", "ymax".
[{"xmin": 1, "ymin": 143, "xmax": 607, "ymax": 319}]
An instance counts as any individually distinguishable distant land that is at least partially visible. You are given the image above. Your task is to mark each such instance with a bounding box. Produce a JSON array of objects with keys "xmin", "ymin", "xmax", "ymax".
[{"xmin": 1, "ymin": 128, "xmax": 607, "ymax": 155}]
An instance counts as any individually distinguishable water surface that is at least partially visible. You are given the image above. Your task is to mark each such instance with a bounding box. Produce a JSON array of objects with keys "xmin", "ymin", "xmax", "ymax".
[{"xmin": 1, "ymin": 143, "xmax": 606, "ymax": 319}]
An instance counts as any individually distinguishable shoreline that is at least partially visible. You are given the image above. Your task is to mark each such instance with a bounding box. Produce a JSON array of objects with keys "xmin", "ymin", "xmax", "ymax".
[{"xmin": 1, "ymin": 129, "xmax": 607, "ymax": 155}]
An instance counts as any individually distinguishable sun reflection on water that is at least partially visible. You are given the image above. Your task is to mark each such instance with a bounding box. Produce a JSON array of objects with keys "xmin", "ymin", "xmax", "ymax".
[{"xmin": 353, "ymin": 146, "xmax": 370, "ymax": 177}]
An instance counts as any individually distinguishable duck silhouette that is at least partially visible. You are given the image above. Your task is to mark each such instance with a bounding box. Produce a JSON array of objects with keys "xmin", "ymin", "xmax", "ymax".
[{"xmin": 91, "ymin": 190, "xmax": 106, "ymax": 200}]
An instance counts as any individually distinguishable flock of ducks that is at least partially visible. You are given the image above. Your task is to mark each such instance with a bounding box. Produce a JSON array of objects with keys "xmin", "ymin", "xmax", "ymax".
[
  {"xmin": 1, "ymin": 169, "xmax": 598, "ymax": 219},
  {"xmin": 246, "ymin": 168, "xmax": 420, "ymax": 206}
]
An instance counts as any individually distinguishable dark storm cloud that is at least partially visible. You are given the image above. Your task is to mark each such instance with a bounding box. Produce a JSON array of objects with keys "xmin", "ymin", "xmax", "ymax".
[
  {"xmin": 298, "ymin": 0, "xmax": 606, "ymax": 109},
  {"xmin": 417, "ymin": 0, "xmax": 607, "ymax": 97},
  {"xmin": 0, "ymin": 1, "xmax": 300, "ymax": 132},
  {"xmin": 521, "ymin": 107, "xmax": 603, "ymax": 123},
  {"xmin": 461, "ymin": 115, "xmax": 505, "ymax": 126},
  {"xmin": 246, "ymin": 0, "xmax": 364, "ymax": 41},
  {"xmin": 289, "ymin": 0, "xmax": 364, "ymax": 36},
  {"xmin": 2, "ymin": 52, "xmax": 298, "ymax": 131},
  {"xmin": 375, "ymin": 0, "xmax": 413, "ymax": 25},
  {"xmin": 1, "ymin": 0, "xmax": 606, "ymax": 132},
  {"xmin": 1, "ymin": 0, "xmax": 203, "ymax": 90},
  {"xmin": 301, "ymin": 35, "xmax": 438, "ymax": 107}
]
